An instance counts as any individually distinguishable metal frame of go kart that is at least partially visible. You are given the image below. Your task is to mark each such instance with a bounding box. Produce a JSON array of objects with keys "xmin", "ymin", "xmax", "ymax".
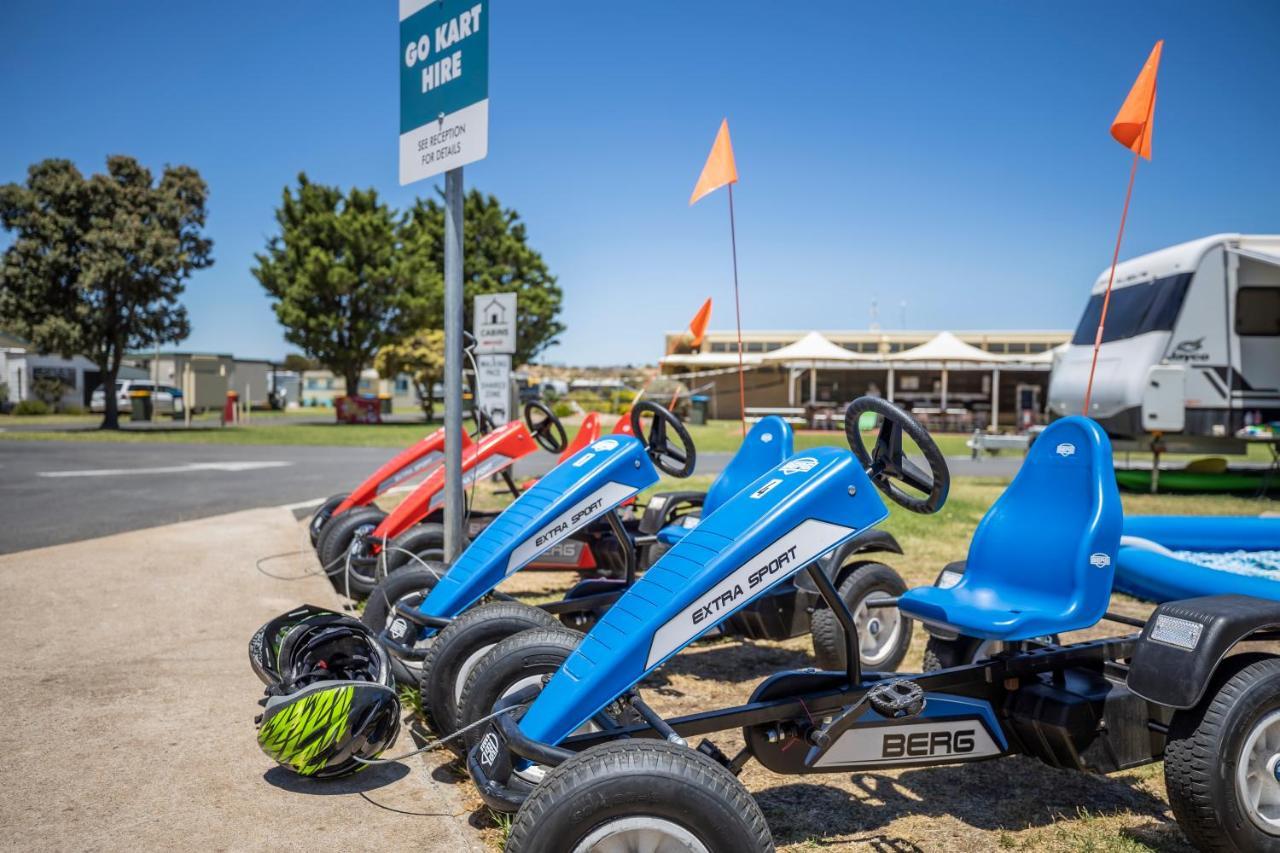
[{"xmin": 467, "ymin": 397, "xmax": 1280, "ymax": 853}]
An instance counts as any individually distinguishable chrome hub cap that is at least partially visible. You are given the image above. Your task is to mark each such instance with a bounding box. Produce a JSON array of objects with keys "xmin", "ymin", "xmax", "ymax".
[
  {"xmin": 854, "ymin": 592, "xmax": 902, "ymax": 668},
  {"xmin": 1239, "ymin": 709, "xmax": 1280, "ymax": 834},
  {"xmin": 572, "ymin": 817, "xmax": 710, "ymax": 853}
]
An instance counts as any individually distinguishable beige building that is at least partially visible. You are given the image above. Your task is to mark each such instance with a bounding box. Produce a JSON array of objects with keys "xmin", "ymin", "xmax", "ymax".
[{"xmin": 660, "ymin": 329, "xmax": 1071, "ymax": 430}]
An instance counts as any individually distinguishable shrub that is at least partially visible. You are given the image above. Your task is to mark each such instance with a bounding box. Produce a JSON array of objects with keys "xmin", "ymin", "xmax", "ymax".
[
  {"xmin": 0, "ymin": 382, "xmax": 8, "ymax": 404},
  {"xmin": 60, "ymin": 403, "xmax": 86, "ymax": 415},
  {"xmin": 552, "ymin": 401, "xmax": 575, "ymax": 419},
  {"xmin": 12, "ymin": 399, "xmax": 51, "ymax": 416}
]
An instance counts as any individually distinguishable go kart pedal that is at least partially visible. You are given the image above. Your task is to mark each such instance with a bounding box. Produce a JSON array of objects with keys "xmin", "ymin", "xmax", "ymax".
[
  {"xmin": 868, "ymin": 678, "xmax": 925, "ymax": 719},
  {"xmin": 805, "ymin": 678, "xmax": 926, "ymax": 761},
  {"xmin": 696, "ymin": 739, "xmax": 733, "ymax": 770}
]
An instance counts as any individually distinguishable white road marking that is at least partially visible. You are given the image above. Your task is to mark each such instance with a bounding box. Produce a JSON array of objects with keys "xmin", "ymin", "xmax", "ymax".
[{"xmin": 38, "ymin": 461, "xmax": 292, "ymax": 478}]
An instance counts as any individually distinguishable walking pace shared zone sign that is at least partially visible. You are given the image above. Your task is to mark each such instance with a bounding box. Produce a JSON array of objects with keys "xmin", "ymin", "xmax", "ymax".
[{"xmin": 399, "ymin": 0, "xmax": 489, "ymax": 185}]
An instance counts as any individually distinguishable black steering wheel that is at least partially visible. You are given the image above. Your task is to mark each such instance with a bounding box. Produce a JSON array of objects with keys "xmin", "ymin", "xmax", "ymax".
[
  {"xmin": 844, "ymin": 396, "xmax": 949, "ymax": 514},
  {"xmin": 524, "ymin": 401, "xmax": 568, "ymax": 454},
  {"xmin": 630, "ymin": 401, "xmax": 696, "ymax": 478}
]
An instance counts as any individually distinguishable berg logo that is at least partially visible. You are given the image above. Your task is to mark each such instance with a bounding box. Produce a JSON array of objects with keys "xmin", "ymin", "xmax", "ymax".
[
  {"xmin": 592, "ymin": 439, "xmax": 619, "ymax": 452},
  {"xmin": 572, "ymin": 452, "xmax": 596, "ymax": 468},
  {"xmin": 1056, "ymin": 443, "xmax": 1076, "ymax": 458},
  {"xmin": 479, "ymin": 732, "xmax": 500, "ymax": 767},
  {"xmin": 780, "ymin": 457, "xmax": 819, "ymax": 476},
  {"xmin": 1089, "ymin": 553, "xmax": 1111, "ymax": 568},
  {"xmin": 750, "ymin": 478, "xmax": 782, "ymax": 500},
  {"xmin": 388, "ymin": 618, "xmax": 408, "ymax": 640}
]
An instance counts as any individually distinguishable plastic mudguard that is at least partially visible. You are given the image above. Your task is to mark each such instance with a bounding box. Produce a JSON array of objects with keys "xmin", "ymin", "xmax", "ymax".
[
  {"xmin": 1127, "ymin": 593, "xmax": 1280, "ymax": 708},
  {"xmin": 514, "ymin": 446, "xmax": 890, "ymax": 747},
  {"xmin": 409, "ymin": 435, "xmax": 659, "ymax": 625}
]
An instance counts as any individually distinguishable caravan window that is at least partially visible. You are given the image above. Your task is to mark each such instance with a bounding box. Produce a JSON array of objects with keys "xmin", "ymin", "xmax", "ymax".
[
  {"xmin": 1236, "ymin": 288, "xmax": 1280, "ymax": 336},
  {"xmin": 1070, "ymin": 273, "xmax": 1192, "ymax": 345}
]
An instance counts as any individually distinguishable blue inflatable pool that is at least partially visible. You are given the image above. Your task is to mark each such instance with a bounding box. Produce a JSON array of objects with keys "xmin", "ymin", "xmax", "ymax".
[{"xmin": 1117, "ymin": 516, "xmax": 1280, "ymax": 603}]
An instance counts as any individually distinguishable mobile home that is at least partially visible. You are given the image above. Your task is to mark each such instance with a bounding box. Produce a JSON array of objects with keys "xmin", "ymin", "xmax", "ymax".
[{"xmin": 1049, "ymin": 234, "xmax": 1280, "ymax": 446}]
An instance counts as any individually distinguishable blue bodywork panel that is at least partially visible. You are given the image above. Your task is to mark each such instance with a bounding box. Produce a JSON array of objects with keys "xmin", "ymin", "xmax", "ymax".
[
  {"xmin": 656, "ymin": 416, "xmax": 793, "ymax": 546},
  {"xmin": 1117, "ymin": 515, "xmax": 1280, "ymax": 603},
  {"xmin": 412, "ymin": 435, "xmax": 658, "ymax": 629},
  {"xmin": 898, "ymin": 416, "xmax": 1122, "ymax": 640},
  {"xmin": 517, "ymin": 445, "xmax": 889, "ymax": 746}
]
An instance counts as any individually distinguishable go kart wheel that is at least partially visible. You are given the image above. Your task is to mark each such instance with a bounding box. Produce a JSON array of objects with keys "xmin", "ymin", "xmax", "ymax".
[
  {"xmin": 455, "ymin": 627, "xmax": 582, "ymax": 753},
  {"xmin": 361, "ymin": 568, "xmax": 446, "ymax": 685},
  {"xmin": 418, "ymin": 602, "xmax": 560, "ymax": 751},
  {"xmin": 1165, "ymin": 655, "xmax": 1280, "ymax": 852},
  {"xmin": 379, "ymin": 522, "xmax": 447, "ymax": 577},
  {"xmin": 308, "ymin": 492, "xmax": 349, "ymax": 548},
  {"xmin": 316, "ymin": 506, "xmax": 386, "ymax": 595},
  {"xmin": 922, "ymin": 635, "xmax": 986, "ymax": 672},
  {"xmin": 506, "ymin": 740, "xmax": 774, "ymax": 853},
  {"xmin": 811, "ymin": 562, "xmax": 912, "ymax": 672}
]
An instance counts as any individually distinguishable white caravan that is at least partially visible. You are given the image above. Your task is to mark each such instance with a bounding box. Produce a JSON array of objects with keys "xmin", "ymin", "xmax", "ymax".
[{"xmin": 1049, "ymin": 233, "xmax": 1280, "ymax": 448}]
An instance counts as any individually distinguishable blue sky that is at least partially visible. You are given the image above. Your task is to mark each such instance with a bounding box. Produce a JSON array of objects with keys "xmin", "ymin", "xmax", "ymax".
[{"xmin": 3, "ymin": 1, "xmax": 1278, "ymax": 365}]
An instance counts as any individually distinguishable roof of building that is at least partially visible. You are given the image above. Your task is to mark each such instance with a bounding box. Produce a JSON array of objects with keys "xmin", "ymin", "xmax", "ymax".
[{"xmin": 759, "ymin": 331, "xmax": 871, "ymax": 363}]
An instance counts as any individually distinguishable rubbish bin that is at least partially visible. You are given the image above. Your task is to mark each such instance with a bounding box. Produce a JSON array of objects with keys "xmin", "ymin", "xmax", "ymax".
[
  {"xmin": 378, "ymin": 393, "xmax": 393, "ymax": 415},
  {"xmin": 222, "ymin": 390, "xmax": 239, "ymax": 425},
  {"xmin": 690, "ymin": 394, "xmax": 709, "ymax": 425},
  {"xmin": 129, "ymin": 389, "xmax": 153, "ymax": 422}
]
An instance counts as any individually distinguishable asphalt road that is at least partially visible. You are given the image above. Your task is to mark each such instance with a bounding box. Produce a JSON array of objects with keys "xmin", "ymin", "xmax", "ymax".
[{"xmin": 0, "ymin": 439, "xmax": 1019, "ymax": 554}]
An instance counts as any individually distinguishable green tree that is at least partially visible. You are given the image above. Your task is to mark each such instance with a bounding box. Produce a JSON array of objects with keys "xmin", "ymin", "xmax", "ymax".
[
  {"xmin": 402, "ymin": 190, "xmax": 564, "ymax": 364},
  {"xmin": 253, "ymin": 174, "xmax": 437, "ymax": 395},
  {"xmin": 375, "ymin": 328, "xmax": 445, "ymax": 421},
  {"xmin": 0, "ymin": 157, "xmax": 213, "ymax": 429}
]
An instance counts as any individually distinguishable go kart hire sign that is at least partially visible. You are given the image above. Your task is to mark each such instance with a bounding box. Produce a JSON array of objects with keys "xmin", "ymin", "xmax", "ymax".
[{"xmin": 399, "ymin": 0, "xmax": 488, "ymax": 185}]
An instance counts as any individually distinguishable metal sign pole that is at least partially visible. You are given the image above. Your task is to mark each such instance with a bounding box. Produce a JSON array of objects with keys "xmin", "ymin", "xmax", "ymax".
[{"xmin": 443, "ymin": 166, "xmax": 466, "ymax": 561}]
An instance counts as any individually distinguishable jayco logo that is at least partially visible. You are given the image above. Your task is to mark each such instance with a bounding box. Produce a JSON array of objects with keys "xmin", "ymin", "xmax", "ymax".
[
  {"xmin": 1056, "ymin": 443, "xmax": 1076, "ymax": 458},
  {"xmin": 1169, "ymin": 337, "xmax": 1210, "ymax": 362},
  {"xmin": 1090, "ymin": 553, "xmax": 1111, "ymax": 568},
  {"xmin": 781, "ymin": 457, "xmax": 819, "ymax": 475}
]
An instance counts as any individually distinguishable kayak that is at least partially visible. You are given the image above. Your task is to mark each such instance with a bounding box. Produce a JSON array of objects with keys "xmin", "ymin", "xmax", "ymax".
[
  {"xmin": 1115, "ymin": 468, "xmax": 1276, "ymax": 493},
  {"xmin": 1117, "ymin": 516, "xmax": 1280, "ymax": 603}
]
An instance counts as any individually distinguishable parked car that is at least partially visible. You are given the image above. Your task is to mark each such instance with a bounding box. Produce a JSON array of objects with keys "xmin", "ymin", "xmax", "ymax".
[{"xmin": 90, "ymin": 380, "xmax": 184, "ymax": 415}]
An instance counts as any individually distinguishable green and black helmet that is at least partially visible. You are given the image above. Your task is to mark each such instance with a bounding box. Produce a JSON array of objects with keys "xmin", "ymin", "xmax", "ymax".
[{"xmin": 251, "ymin": 609, "xmax": 400, "ymax": 778}]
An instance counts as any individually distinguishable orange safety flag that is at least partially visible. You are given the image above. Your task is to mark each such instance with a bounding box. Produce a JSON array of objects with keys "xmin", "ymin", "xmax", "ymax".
[
  {"xmin": 1111, "ymin": 40, "xmax": 1163, "ymax": 160},
  {"xmin": 689, "ymin": 119, "xmax": 738, "ymax": 205},
  {"xmin": 687, "ymin": 298, "xmax": 712, "ymax": 347}
]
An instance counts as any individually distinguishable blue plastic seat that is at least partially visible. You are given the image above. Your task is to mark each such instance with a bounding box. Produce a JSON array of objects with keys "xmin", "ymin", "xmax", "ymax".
[
  {"xmin": 897, "ymin": 416, "xmax": 1122, "ymax": 641},
  {"xmin": 656, "ymin": 417, "xmax": 792, "ymax": 545}
]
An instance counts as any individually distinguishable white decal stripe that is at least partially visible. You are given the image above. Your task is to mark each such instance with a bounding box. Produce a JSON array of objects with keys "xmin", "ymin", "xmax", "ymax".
[
  {"xmin": 504, "ymin": 481, "xmax": 637, "ymax": 576},
  {"xmin": 645, "ymin": 519, "xmax": 854, "ymax": 668},
  {"xmin": 427, "ymin": 454, "xmax": 512, "ymax": 513}
]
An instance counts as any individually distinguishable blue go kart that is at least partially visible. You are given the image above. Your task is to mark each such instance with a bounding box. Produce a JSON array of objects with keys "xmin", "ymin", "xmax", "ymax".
[
  {"xmin": 467, "ymin": 397, "xmax": 1280, "ymax": 853},
  {"xmin": 361, "ymin": 401, "xmax": 912, "ymax": 746}
]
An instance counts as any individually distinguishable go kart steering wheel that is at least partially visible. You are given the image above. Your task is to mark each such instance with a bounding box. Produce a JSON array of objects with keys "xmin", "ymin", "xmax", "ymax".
[
  {"xmin": 844, "ymin": 396, "xmax": 949, "ymax": 514},
  {"xmin": 630, "ymin": 401, "xmax": 696, "ymax": 478},
  {"xmin": 524, "ymin": 401, "xmax": 568, "ymax": 454}
]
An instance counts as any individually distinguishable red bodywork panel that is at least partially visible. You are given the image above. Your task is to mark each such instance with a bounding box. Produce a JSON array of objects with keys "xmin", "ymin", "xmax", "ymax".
[
  {"xmin": 371, "ymin": 421, "xmax": 539, "ymax": 542},
  {"xmin": 333, "ymin": 427, "xmax": 466, "ymax": 515}
]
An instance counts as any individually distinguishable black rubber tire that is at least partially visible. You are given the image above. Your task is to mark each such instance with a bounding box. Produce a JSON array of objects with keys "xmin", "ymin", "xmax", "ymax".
[
  {"xmin": 308, "ymin": 492, "xmax": 349, "ymax": 548},
  {"xmin": 456, "ymin": 627, "xmax": 582, "ymax": 753},
  {"xmin": 378, "ymin": 522, "xmax": 447, "ymax": 578},
  {"xmin": 1165, "ymin": 655, "xmax": 1280, "ymax": 852},
  {"xmin": 811, "ymin": 562, "xmax": 912, "ymax": 672},
  {"xmin": 361, "ymin": 568, "xmax": 446, "ymax": 685},
  {"xmin": 418, "ymin": 602, "xmax": 560, "ymax": 750},
  {"xmin": 921, "ymin": 634, "xmax": 987, "ymax": 672},
  {"xmin": 506, "ymin": 739, "xmax": 775, "ymax": 853},
  {"xmin": 316, "ymin": 506, "xmax": 386, "ymax": 595}
]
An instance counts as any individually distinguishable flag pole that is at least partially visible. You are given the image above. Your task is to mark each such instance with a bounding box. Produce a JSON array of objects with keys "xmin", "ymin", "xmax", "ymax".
[
  {"xmin": 1083, "ymin": 150, "xmax": 1140, "ymax": 416},
  {"xmin": 727, "ymin": 183, "xmax": 746, "ymax": 437}
]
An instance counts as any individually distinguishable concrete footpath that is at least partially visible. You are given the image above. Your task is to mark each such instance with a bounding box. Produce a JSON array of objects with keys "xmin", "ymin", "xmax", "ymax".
[{"xmin": 0, "ymin": 506, "xmax": 485, "ymax": 852}]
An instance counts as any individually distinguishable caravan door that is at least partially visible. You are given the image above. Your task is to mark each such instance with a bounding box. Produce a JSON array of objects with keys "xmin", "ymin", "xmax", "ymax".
[{"xmin": 1231, "ymin": 246, "xmax": 1280, "ymax": 424}]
